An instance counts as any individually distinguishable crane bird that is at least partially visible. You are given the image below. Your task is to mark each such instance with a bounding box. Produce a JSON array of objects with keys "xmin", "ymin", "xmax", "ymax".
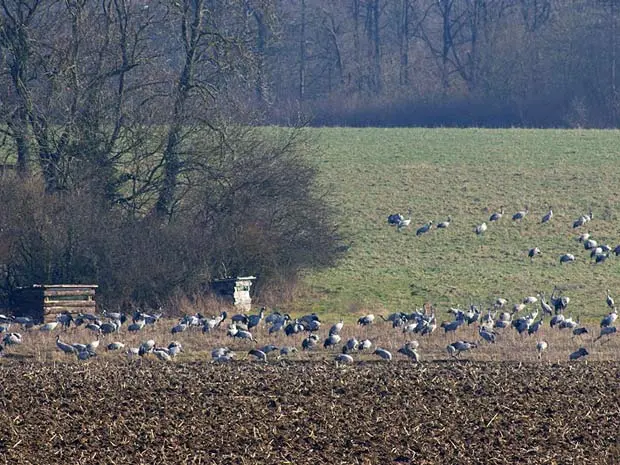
[
  {"xmin": 528, "ymin": 247, "xmax": 541, "ymax": 261},
  {"xmin": 478, "ymin": 326, "xmax": 496, "ymax": 343},
  {"xmin": 595, "ymin": 326, "xmax": 617, "ymax": 342},
  {"xmin": 39, "ymin": 321, "xmax": 59, "ymax": 332},
  {"xmin": 2, "ymin": 332, "xmax": 22, "ymax": 346},
  {"xmin": 56, "ymin": 335, "xmax": 76, "ymax": 354},
  {"xmin": 373, "ymin": 348, "xmax": 392, "ymax": 361},
  {"xmin": 324, "ymin": 334, "xmax": 341, "ymax": 349},
  {"xmin": 279, "ymin": 346, "xmax": 297, "ymax": 356},
  {"xmin": 343, "ymin": 338, "xmax": 359, "ymax": 353},
  {"xmin": 528, "ymin": 318, "xmax": 544, "ymax": 335},
  {"xmin": 247, "ymin": 308, "xmax": 266, "ymax": 330},
  {"xmin": 512, "ymin": 207, "xmax": 529, "ymax": 221},
  {"xmin": 572, "ymin": 327, "xmax": 588, "ymax": 337},
  {"xmin": 77, "ymin": 349, "xmax": 97, "ymax": 361},
  {"xmin": 56, "ymin": 313, "xmax": 73, "ymax": 329},
  {"xmin": 601, "ymin": 311, "xmax": 618, "ymax": 328},
  {"xmin": 536, "ymin": 341, "xmax": 548, "ymax": 359},
  {"xmin": 248, "ymin": 348, "xmax": 267, "ymax": 362},
  {"xmin": 559, "ymin": 253, "xmax": 575, "ymax": 264},
  {"xmin": 447, "ymin": 341, "xmax": 477, "ymax": 358},
  {"xmin": 100, "ymin": 320, "xmax": 121, "ymax": 334},
  {"xmin": 139, "ymin": 339, "xmax": 156, "ymax": 356},
  {"xmin": 397, "ymin": 342, "xmax": 420, "ymax": 362},
  {"xmin": 107, "ymin": 341, "xmax": 125, "ymax": 351},
  {"xmin": 606, "ymin": 290, "xmax": 616, "ymax": 310},
  {"xmin": 167, "ymin": 341, "xmax": 183, "ymax": 357},
  {"xmin": 128, "ymin": 319, "xmax": 146, "ymax": 333},
  {"xmin": 583, "ymin": 239, "xmax": 598, "ymax": 250},
  {"xmin": 436, "ymin": 215, "xmax": 452, "ymax": 229},
  {"xmin": 302, "ymin": 334, "xmax": 319, "ymax": 350},
  {"xmin": 416, "ymin": 221, "xmax": 433, "ymax": 236},
  {"xmin": 358, "ymin": 339, "xmax": 373, "ymax": 351},
  {"xmin": 212, "ymin": 347, "xmax": 233, "ymax": 360},
  {"xmin": 489, "ymin": 207, "xmax": 504, "ymax": 222},
  {"xmin": 335, "ymin": 353, "xmax": 354, "ymax": 364},
  {"xmin": 474, "ymin": 222, "xmax": 487, "ymax": 235},
  {"xmin": 171, "ymin": 322, "xmax": 188, "ymax": 334},
  {"xmin": 541, "ymin": 207, "xmax": 553, "ymax": 223},
  {"xmin": 329, "ymin": 320, "xmax": 344, "ymax": 336},
  {"xmin": 397, "ymin": 211, "xmax": 412, "ymax": 231},
  {"xmin": 357, "ymin": 314, "xmax": 375, "ymax": 326},
  {"xmin": 569, "ymin": 347, "xmax": 588, "ymax": 360},
  {"xmin": 153, "ymin": 348, "xmax": 172, "ymax": 362},
  {"xmin": 388, "ymin": 213, "xmax": 404, "ymax": 226}
]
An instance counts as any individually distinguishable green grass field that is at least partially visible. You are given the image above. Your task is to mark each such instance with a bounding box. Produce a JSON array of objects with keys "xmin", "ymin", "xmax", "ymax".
[{"xmin": 297, "ymin": 128, "xmax": 620, "ymax": 320}]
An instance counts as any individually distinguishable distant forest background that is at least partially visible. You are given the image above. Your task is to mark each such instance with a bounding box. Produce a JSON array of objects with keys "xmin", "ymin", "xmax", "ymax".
[{"xmin": 264, "ymin": 0, "xmax": 620, "ymax": 128}]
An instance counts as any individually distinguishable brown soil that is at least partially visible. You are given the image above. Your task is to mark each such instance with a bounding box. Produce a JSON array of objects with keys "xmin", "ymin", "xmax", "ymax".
[{"xmin": 0, "ymin": 360, "xmax": 618, "ymax": 465}]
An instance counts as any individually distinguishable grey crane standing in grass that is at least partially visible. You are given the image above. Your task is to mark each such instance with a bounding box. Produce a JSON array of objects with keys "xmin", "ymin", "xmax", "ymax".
[
  {"xmin": 397, "ymin": 341, "xmax": 420, "ymax": 361},
  {"xmin": 358, "ymin": 314, "xmax": 375, "ymax": 326},
  {"xmin": 343, "ymin": 338, "xmax": 359, "ymax": 353},
  {"xmin": 528, "ymin": 318, "xmax": 544, "ymax": 336},
  {"xmin": 489, "ymin": 206, "xmax": 504, "ymax": 222},
  {"xmin": 437, "ymin": 215, "xmax": 452, "ymax": 229},
  {"xmin": 478, "ymin": 326, "xmax": 496, "ymax": 343},
  {"xmin": 512, "ymin": 207, "xmax": 529, "ymax": 221},
  {"xmin": 539, "ymin": 293, "xmax": 554, "ymax": 316},
  {"xmin": 56, "ymin": 335, "xmax": 76, "ymax": 354},
  {"xmin": 324, "ymin": 334, "xmax": 341, "ymax": 349},
  {"xmin": 139, "ymin": 339, "xmax": 156, "ymax": 356},
  {"xmin": 329, "ymin": 320, "xmax": 344, "ymax": 336},
  {"xmin": 595, "ymin": 326, "xmax": 617, "ymax": 342},
  {"xmin": 528, "ymin": 247, "xmax": 541, "ymax": 261},
  {"xmin": 475, "ymin": 222, "xmax": 487, "ymax": 235},
  {"xmin": 606, "ymin": 290, "xmax": 615, "ymax": 310},
  {"xmin": 536, "ymin": 341, "xmax": 548, "ymax": 359},
  {"xmin": 541, "ymin": 207, "xmax": 553, "ymax": 224},
  {"xmin": 247, "ymin": 307, "xmax": 266, "ymax": 331},
  {"xmin": 416, "ymin": 221, "xmax": 433, "ymax": 236},
  {"xmin": 601, "ymin": 310, "xmax": 617, "ymax": 328},
  {"xmin": 447, "ymin": 341, "xmax": 477, "ymax": 358},
  {"xmin": 397, "ymin": 210, "xmax": 412, "ymax": 231},
  {"xmin": 559, "ymin": 253, "xmax": 575, "ymax": 264}
]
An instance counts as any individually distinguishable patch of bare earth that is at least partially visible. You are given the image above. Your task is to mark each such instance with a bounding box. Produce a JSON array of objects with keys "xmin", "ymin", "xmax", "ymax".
[{"xmin": 0, "ymin": 360, "xmax": 618, "ymax": 464}]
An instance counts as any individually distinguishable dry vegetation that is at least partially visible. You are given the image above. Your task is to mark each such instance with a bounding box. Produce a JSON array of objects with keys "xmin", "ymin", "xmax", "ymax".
[{"xmin": 2, "ymin": 309, "xmax": 619, "ymax": 464}]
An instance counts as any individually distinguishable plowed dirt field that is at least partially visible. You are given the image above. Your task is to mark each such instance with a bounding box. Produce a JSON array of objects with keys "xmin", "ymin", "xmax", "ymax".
[{"xmin": 0, "ymin": 360, "xmax": 618, "ymax": 464}]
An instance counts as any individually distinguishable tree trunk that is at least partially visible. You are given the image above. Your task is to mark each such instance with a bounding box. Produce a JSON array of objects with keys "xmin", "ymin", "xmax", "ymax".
[
  {"xmin": 399, "ymin": 0, "xmax": 409, "ymax": 86},
  {"xmin": 155, "ymin": 0, "xmax": 205, "ymax": 219}
]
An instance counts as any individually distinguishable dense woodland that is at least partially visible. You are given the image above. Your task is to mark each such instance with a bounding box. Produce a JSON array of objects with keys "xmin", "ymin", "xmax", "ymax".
[
  {"xmin": 0, "ymin": 0, "xmax": 617, "ymax": 308},
  {"xmin": 267, "ymin": 0, "xmax": 620, "ymax": 127}
]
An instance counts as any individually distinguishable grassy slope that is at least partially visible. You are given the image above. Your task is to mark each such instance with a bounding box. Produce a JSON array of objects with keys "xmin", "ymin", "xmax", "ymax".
[{"xmin": 299, "ymin": 128, "xmax": 620, "ymax": 319}]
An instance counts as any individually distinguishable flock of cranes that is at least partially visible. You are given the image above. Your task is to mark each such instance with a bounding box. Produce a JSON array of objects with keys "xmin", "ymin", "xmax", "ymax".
[
  {"xmin": 0, "ymin": 285, "xmax": 616, "ymax": 364},
  {"xmin": 389, "ymin": 204, "xmax": 618, "ymax": 264}
]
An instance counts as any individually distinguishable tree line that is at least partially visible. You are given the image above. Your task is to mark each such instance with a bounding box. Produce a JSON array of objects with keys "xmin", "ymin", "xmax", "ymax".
[
  {"xmin": 0, "ymin": 0, "xmax": 339, "ymax": 309},
  {"xmin": 262, "ymin": 0, "xmax": 620, "ymax": 128}
]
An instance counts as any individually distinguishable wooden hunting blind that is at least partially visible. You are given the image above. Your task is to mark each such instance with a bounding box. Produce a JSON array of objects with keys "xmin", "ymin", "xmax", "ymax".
[
  {"xmin": 12, "ymin": 284, "xmax": 98, "ymax": 323},
  {"xmin": 211, "ymin": 276, "xmax": 256, "ymax": 312}
]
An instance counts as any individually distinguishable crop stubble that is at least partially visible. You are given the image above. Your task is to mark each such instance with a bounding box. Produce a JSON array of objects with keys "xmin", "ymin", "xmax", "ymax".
[{"xmin": 0, "ymin": 360, "xmax": 618, "ymax": 464}]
